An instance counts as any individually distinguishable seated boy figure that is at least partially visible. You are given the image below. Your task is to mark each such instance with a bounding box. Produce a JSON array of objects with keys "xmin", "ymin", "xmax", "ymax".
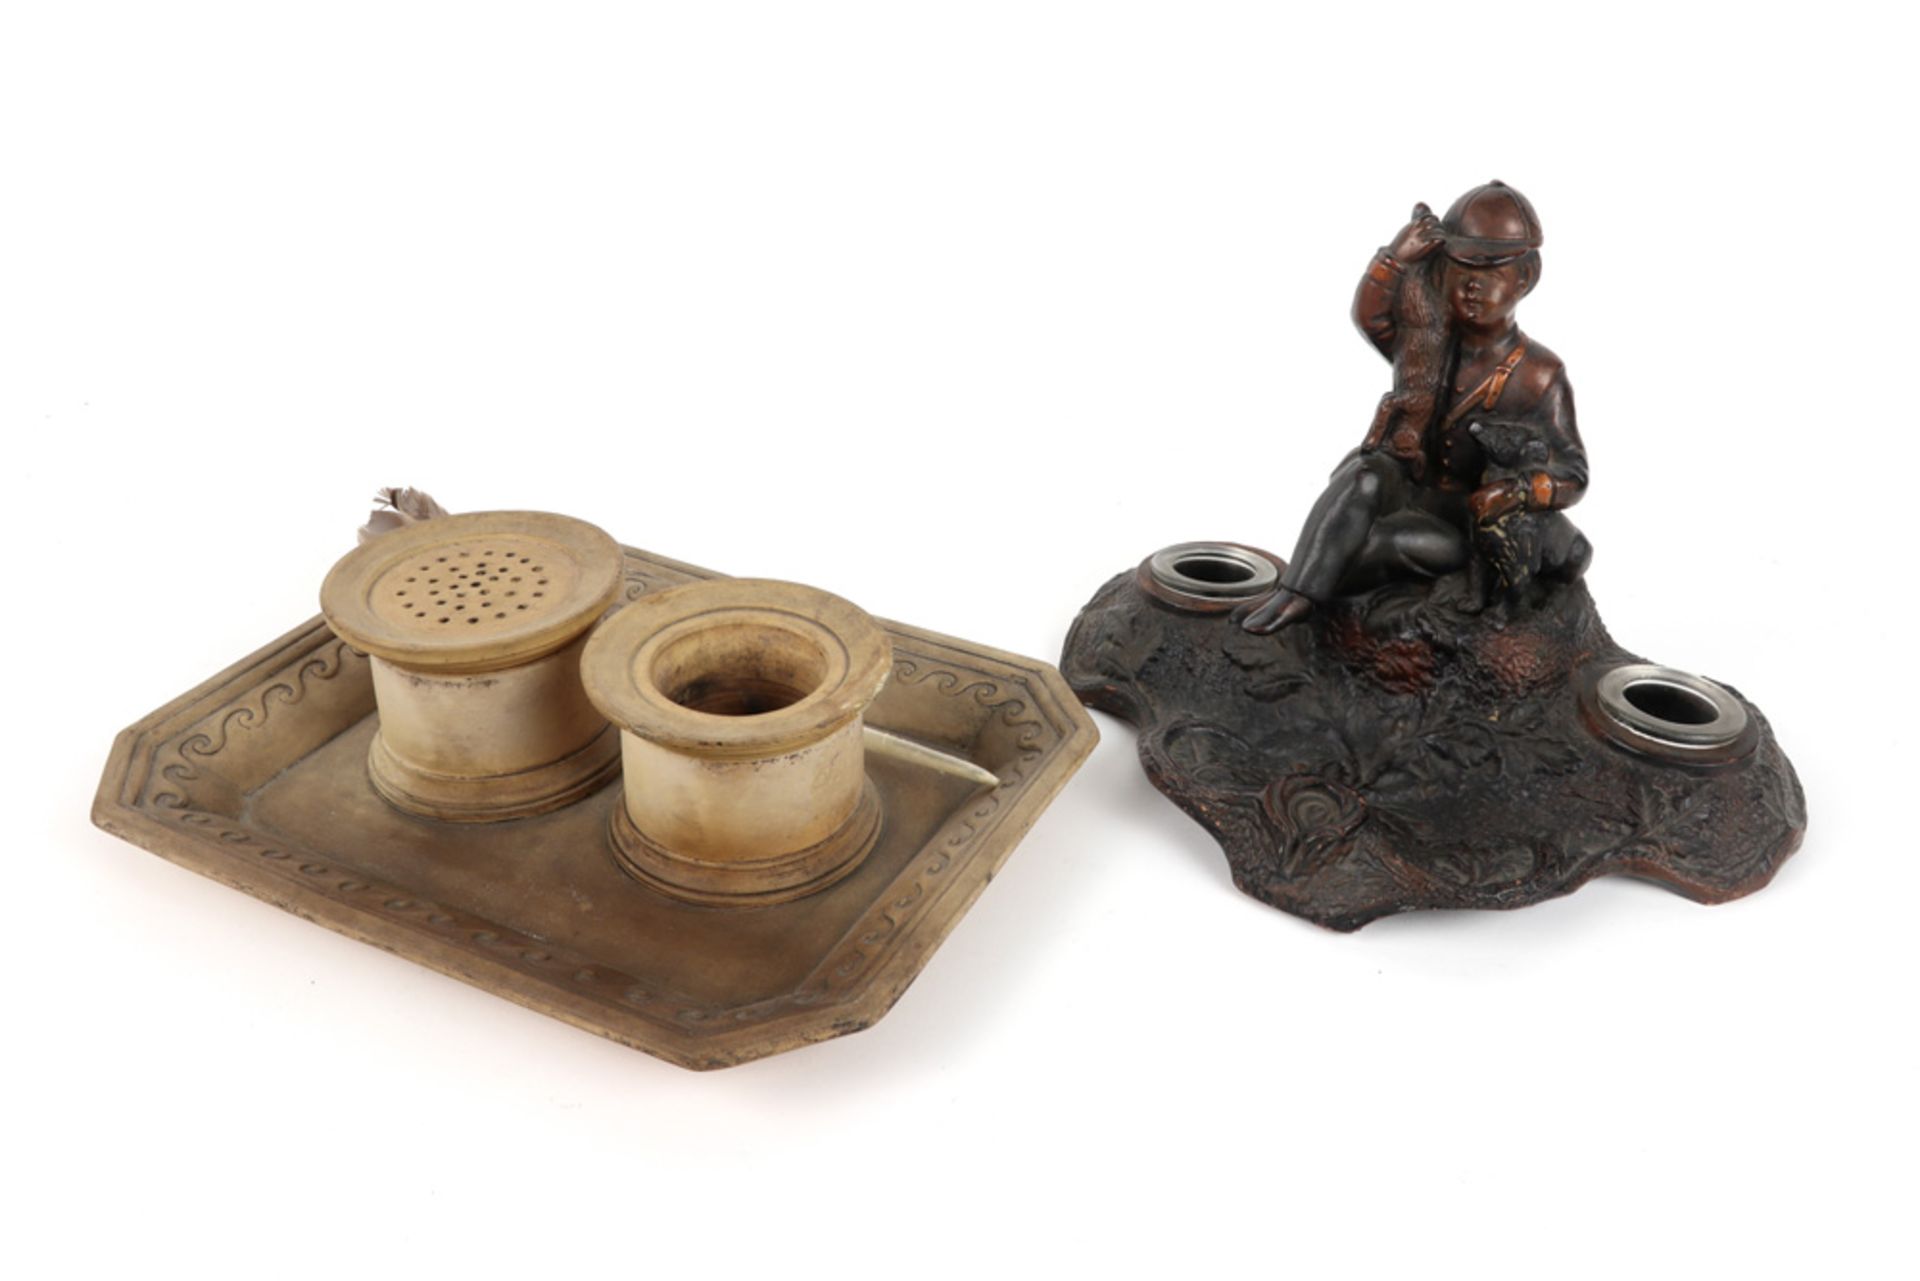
[{"xmin": 1236, "ymin": 181, "xmax": 1592, "ymax": 634}]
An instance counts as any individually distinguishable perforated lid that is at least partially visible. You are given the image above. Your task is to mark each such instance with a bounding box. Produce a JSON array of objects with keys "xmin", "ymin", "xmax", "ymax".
[{"xmin": 320, "ymin": 511, "xmax": 623, "ymax": 673}]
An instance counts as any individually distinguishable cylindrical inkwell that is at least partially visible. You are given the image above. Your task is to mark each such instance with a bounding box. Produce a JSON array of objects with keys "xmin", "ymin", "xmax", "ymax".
[
  {"xmin": 580, "ymin": 578, "xmax": 893, "ymax": 906},
  {"xmin": 320, "ymin": 511, "xmax": 625, "ymax": 822}
]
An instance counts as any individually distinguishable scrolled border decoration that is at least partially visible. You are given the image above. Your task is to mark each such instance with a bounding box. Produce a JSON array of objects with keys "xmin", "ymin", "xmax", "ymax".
[{"xmin": 150, "ymin": 639, "xmax": 356, "ymax": 809}]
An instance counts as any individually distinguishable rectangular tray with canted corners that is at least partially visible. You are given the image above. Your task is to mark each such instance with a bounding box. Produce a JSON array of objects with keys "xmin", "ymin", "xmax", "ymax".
[{"xmin": 93, "ymin": 547, "xmax": 1096, "ymax": 1069}]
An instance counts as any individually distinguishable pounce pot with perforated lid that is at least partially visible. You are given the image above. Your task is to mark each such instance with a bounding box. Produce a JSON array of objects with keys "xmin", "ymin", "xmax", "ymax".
[{"xmin": 320, "ymin": 510, "xmax": 624, "ymax": 821}]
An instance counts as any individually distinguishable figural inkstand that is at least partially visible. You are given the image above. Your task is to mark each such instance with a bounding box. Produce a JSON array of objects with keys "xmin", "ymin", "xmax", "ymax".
[{"xmin": 1062, "ymin": 182, "xmax": 1805, "ymax": 930}]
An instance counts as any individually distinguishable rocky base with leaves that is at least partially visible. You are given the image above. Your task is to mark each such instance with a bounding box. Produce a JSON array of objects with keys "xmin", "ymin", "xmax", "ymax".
[{"xmin": 1061, "ymin": 568, "xmax": 1804, "ymax": 931}]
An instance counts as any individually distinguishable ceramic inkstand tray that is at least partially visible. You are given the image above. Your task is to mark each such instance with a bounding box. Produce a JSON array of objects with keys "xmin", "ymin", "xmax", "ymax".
[{"xmin": 93, "ymin": 540, "xmax": 1096, "ymax": 1070}]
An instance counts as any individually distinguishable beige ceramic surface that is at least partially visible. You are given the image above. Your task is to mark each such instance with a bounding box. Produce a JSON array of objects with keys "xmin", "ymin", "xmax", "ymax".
[
  {"xmin": 94, "ymin": 546, "xmax": 1099, "ymax": 1069},
  {"xmin": 319, "ymin": 511, "xmax": 625, "ymax": 822},
  {"xmin": 583, "ymin": 579, "xmax": 895, "ymax": 907}
]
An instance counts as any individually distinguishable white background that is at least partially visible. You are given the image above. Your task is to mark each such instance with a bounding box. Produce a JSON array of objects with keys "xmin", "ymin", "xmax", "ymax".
[{"xmin": 5, "ymin": 3, "xmax": 1914, "ymax": 1277}]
